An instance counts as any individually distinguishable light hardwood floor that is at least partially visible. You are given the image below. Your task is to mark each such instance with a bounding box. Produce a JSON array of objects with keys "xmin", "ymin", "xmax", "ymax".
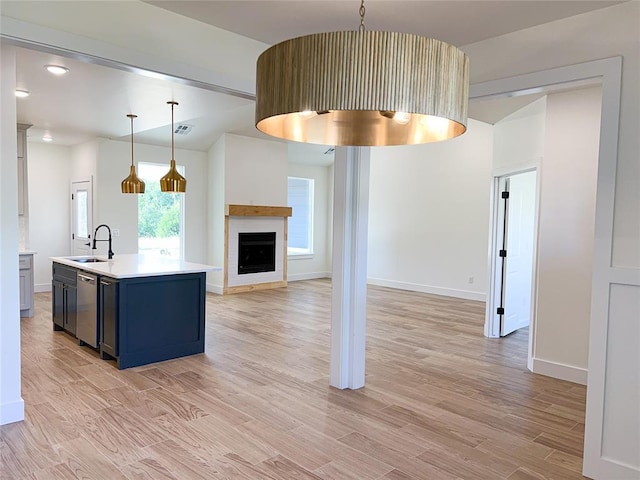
[{"xmin": 1, "ymin": 280, "xmax": 588, "ymax": 480}]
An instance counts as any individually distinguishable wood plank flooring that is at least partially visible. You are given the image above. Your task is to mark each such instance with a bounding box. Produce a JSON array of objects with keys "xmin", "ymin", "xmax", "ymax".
[{"xmin": 1, "ymin": 280, "xmax": 588, "ymax": 479}]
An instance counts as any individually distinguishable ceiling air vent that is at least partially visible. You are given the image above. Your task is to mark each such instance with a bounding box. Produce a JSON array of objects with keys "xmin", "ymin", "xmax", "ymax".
[{"xmin": 174, "ymin": 124, "xmax": 193, "ymax": 135}]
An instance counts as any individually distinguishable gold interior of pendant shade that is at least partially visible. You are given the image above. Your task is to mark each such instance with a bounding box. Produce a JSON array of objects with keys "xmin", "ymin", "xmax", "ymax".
[
  {"xmin": 121, "ymin": 114, "xmax": 145, "ymax": 194},
  {"xmin": 255, "ymin": 31, "xmax": 469, "ymax": 146},
  {"xmin": 160, "ymin": 101, "xmax": 186, "ymax": 193}
]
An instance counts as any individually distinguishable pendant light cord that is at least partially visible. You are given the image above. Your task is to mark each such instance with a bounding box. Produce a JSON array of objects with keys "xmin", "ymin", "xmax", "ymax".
[{"xmin": 359, "ymin": 0, "xmax": 366, "ymax": 32}]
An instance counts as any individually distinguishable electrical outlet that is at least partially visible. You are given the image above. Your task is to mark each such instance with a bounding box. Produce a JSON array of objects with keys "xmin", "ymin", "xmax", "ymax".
[
  {"xmin": 468, "ymin": 276, "xmax": 474, "ymax": 284},
  {"xmin": 113, "ymin": 229, "xmax": 120, "ymax": 237}
]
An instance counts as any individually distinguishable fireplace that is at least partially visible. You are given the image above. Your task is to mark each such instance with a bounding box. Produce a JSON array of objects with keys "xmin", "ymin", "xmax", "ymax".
[
  {"xmin": 238, "ymin": 232, "xmax": 276, "ymax": 275},
  {"xmin": 224, "ymin": 204, "xmax": 292, "ymax": 294}
]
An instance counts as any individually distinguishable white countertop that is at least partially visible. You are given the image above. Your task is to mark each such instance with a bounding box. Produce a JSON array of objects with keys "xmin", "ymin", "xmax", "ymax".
[
  {"xmin": 19, "ymin": 250, "xmax": 37, "ymax": 255},
  {"xmin": 51, "ymin": 254, "xmax": 221, "ymax": 279}
]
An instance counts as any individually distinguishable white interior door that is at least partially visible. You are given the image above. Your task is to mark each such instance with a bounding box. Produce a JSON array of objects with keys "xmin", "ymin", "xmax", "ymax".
[
  {"xmin": 71, "ymin": 179, "xmax": 93, "ymax": 256},
  {"xmin": 500, "ymin": 171, "xmax": 537, "ymax": 336}
]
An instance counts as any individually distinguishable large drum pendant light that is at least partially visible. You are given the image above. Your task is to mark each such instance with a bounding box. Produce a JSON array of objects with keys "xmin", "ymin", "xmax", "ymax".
[
  {"xmin": 255, "ymin": 1, "xmax": 469, "ymax": 147},
  {"xmin": 121, "ymin": 114, "xmax": 145, "ymax": 194},
  {"xmin": 160, "ymin": 101, "xmax": 187, "ymax": 193}
]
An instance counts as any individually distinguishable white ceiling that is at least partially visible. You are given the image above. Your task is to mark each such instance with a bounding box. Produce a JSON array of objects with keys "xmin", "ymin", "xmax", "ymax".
[
  {"xmin": 13, "ymin": 1, "xmax": 623, "ymax": 163},
  {"xmin": 145, "ymin": 1, "xmax": 622, "ymax": 47},
  {"xmin": 15, "ymin": 47, "xmax": 254, "ymax": 150}
]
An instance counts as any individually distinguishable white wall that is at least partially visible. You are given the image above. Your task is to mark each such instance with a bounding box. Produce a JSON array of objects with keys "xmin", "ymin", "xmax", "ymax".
[
  {"xmin": 0, "ymin": 44, "xmax": 23, "ymax": 425},
  {"xmin": 287, "ymin": 162, "xmax": 332, "ymax": 281},
  {"xmin": 95, "ymin": 139, "xmax": 209, "ymax": 263},
  {"xmin": 224, "ymin": 134, "xmax": 288, "ymax": 206},
  {"xmin": 463, "ymin": 2, "xmax": 639, "ymax": 269},
  {"xmin": 493, "ymin": 97, "xmax": 546, "ymax": 169},
  {"xmin": 70, "ymin": 139, "xmax": 100, "ymax": 232},
  {"xmin": 367, "ymin": 118, "xmax": 494, "ymax": 301},
  {"xmin": 207, "ymin": 135, "xmax": 226, "ymax": 291},
  {"xmin": 27, "ymin": 142, "xmax": 72, "ymax": 291},
  {"xmin": 534, "ymin": 86, "xmax": 602, "ymax": 376},
  {"xmin": 71, "ymin": 139, "xmax": 99, "ymax": 179}
]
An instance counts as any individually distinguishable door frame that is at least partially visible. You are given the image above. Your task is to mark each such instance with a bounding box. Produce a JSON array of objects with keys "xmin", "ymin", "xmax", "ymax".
[
  {"xmin": 484, "ymin": 162, "xmax": 541, "ymax": 371},
  {"xmin": 70, "ymin": 176, "xmax": 93, "ymax": 255},
  {"xmin": 471, "ymin": 57, "xmax": 624, "ymax": 478}
]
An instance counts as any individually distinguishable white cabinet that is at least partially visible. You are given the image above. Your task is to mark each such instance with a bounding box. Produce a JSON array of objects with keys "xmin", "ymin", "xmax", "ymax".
[
  {"xmin": 17, "ymin": 124, "xmax": 30, "ymax": 216},
  {"xmin": 19, "ymin": 254, "xmax": 34, "ymax": 317}
]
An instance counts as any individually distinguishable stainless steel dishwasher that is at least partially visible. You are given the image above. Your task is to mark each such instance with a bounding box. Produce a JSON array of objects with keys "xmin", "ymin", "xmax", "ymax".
[{"xmin": 76, "ymin": 272, "xmax": 98, "ymax": 348}]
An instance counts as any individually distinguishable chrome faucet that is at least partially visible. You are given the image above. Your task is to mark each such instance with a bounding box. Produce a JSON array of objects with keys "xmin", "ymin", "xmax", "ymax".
[{"xmin": 92, "ymin": 224, "xmax": 114, "ymax": 259}]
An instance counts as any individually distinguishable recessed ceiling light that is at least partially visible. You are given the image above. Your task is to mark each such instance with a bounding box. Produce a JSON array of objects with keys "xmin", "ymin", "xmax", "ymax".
[
  {"xmin": 45, "ymin": 65, "xmax": 69, "ymax": 75},
  {"xmin": 15, "ymin": 89, "xmax": 30, "ymax": 98},
  {"xmin": 42, "ymin": 134, "xmax": 53, "ymax": 142}
]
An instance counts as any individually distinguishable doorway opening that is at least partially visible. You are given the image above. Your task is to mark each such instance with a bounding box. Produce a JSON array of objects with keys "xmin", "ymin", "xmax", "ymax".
[
  {"xmin": 478, "ymin": 76, "xmax": 607, "ymax": 384},
  {"xmin": 487, "ymin": 169, "xmax": 538, "ymax": 340}
]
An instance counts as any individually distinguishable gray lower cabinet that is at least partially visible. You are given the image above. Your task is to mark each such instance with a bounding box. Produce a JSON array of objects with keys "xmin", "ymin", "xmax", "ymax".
[
  {"xmin": 52, "ymin": 264, "xmax": 77, "ymax": 335},
  {"xmin": 99, "ymin": 277, "xmax": 119, "ymax": 359},
  {"xmin": 19, "ymin": 254, "xmax": 34, "ymax": 316}
]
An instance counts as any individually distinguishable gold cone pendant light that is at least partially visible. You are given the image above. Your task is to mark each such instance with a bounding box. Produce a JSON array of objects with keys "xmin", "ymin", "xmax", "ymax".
[
  {"xmin": 255, "ymin": 1, "xmax": 469, "ymax": 147},
  {"xmin": 160, "ymin": 101, "xmax": 187, "ymax": 193},
  {"xmin": 121, "ymin": 114, "xmax": 145, "ymax": 194}
]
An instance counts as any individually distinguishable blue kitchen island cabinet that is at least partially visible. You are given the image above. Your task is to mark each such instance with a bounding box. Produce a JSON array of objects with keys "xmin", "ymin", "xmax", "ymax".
[
  {"xmin": 100, "ymin": 272, "xmax": 206, "ymax": 369},
  {"xmin": 51, "ymin": 254, "xmax": 219, "ymax": 370}
]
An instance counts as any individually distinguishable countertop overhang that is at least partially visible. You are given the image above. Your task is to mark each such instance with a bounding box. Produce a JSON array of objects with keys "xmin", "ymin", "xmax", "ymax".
[{"xmin": 51, "ymin": 254, "xmax": 220, "ymax": 279}]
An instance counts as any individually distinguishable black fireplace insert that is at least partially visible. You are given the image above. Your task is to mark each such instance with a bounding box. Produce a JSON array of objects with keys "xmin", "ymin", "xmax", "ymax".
[{"xmin": 238, "ymin": 232, "xmax": 276, "ymax": 274}]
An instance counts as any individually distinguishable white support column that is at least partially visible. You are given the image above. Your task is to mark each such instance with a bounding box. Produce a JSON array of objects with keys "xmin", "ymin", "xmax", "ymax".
[
  {"xmin": 0, "ymin": 44, "xmax": 24, "ymax": 425},
  {"xmin": 330, "ymin": 146, "xmax": 370, "ymax": 390}
]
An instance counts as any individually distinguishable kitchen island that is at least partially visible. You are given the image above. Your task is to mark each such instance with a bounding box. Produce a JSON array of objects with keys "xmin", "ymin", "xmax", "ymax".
[{"xmin": 51, "ymin": 254, "xmax": 219, "ymax": 369}]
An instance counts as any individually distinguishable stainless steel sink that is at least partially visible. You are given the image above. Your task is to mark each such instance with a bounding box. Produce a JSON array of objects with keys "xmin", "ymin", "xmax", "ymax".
[{"xmin": 70, "ymin": 257, "xmax": 106, "ymax": 263}]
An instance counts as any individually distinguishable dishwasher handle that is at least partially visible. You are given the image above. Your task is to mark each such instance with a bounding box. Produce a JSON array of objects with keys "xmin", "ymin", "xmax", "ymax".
[{"xmin": 78, "ymin": 273, "xmax": 96, "ymax": 284}]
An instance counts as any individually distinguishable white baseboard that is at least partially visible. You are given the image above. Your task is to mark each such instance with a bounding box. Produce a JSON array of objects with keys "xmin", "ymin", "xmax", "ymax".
[
  {"xmin": 367, "ymin": 277, "xmax": 486, "ymax": 302},
  {"xmin": 206, "ymin": 283, "xmax": 223, "ymax": 295},
  {"xmin": 532, "ymin": 358, "xmax": 588, "ymax": 385},
  {"xmin": 0, "ymin": 399, "xmax": 24, "ymax": 426},
  {"xmin": 35, "ymin": 283, "xmax": 51, "ymax": 293},
  {"xmin": 288, "ymin": 271, "xmax": 331, "ymax": 282}
]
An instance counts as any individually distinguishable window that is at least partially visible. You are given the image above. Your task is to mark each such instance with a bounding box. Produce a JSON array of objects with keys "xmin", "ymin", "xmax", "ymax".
[
  {"xmin": 75, "ymin": 190, "xmax": 88, "ymax": 238},
  {"xmin": 138, "ymin": 162, "xmax": 185, "ymax": 258},
  {"xmin": 287, "ymin": 177, "xmax": 314, "ymax": 255}
]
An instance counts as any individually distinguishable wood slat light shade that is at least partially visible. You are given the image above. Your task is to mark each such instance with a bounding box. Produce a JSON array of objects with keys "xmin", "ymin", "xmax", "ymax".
[{"xmin": 255, "ymin": 31, "xmax": 469, "ymax": 146}]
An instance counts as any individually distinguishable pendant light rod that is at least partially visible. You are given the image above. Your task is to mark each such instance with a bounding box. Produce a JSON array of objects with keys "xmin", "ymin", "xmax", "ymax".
[
  {"xmin": 127, "ymin": 114, "xmax": 137, "ymax": 166},
  {"xmin": 168, "ymin": 101, "xmax": 178, "ymax": 159},
  {"xmin": 359, "ymin": 0, "xmax": 366, "ymax": 32}
]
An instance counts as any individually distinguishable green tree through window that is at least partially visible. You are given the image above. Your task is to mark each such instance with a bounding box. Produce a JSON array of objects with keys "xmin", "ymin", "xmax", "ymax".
[{"xmin": 138, "ymin": 162, "xmax": 184, "ymax": 257}]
